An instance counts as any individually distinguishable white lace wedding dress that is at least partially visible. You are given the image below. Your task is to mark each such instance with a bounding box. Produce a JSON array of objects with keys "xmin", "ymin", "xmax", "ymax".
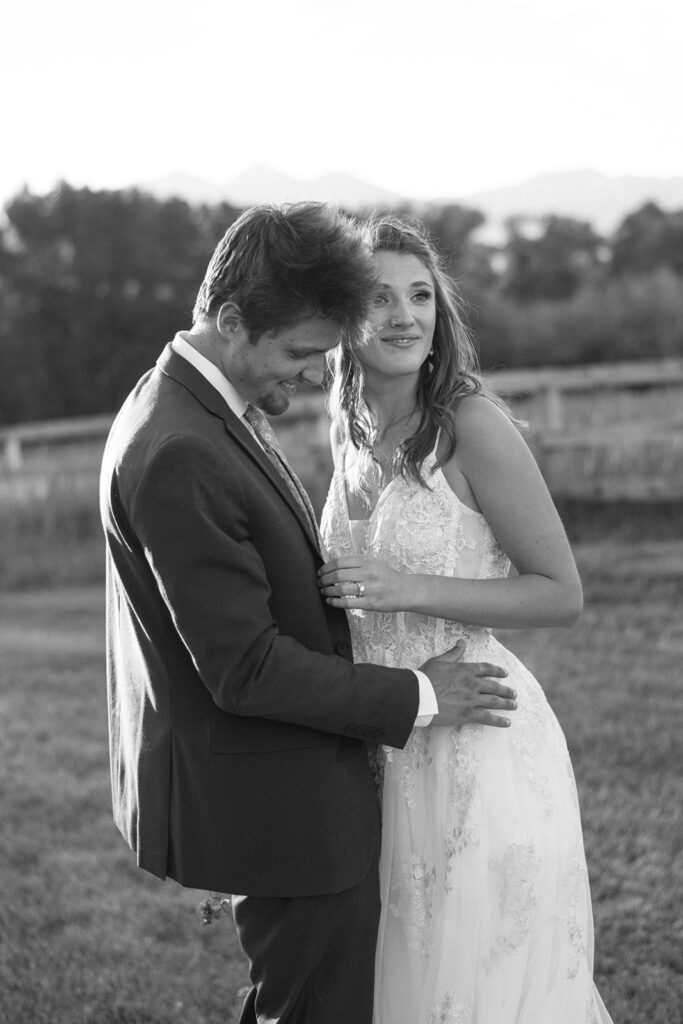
[{"xmin": 320, "ymin": 449, "xmax": 614, "ymax": 1024}]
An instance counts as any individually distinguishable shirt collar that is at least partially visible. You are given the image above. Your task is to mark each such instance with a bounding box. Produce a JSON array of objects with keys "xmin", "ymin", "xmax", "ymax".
[{"xmin": 171, "ymin": 332, "xmax": 248, "ymax": 419}]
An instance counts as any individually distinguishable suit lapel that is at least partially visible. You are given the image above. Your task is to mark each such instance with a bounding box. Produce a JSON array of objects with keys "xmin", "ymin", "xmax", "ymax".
[{"xmin": 156, "ymin": 344, "xmax": 321, "ymax": 553}]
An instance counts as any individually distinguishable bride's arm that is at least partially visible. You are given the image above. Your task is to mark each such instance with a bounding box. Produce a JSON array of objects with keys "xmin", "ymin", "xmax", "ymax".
[{"xmin": 318, "ymin": 396, "xmax": 583, "ymax": 630}]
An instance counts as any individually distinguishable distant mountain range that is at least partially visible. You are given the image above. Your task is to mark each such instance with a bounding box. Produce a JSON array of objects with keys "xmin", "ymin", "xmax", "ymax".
[
  {"xmin": 460, "ymin": 169, "xmax": 683, "ymax": 238},
  {"xmin": 142, "ymin": 166, "xmax": 403, "ymax": 212},
  {"xmin": 138, "ymin": 166, "xmax": 683, "ymax": 238}
]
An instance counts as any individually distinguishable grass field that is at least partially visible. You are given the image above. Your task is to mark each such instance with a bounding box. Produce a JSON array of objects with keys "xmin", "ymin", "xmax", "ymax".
[{"xmin": 1, "ymin": 541, "xmax": 682, "ymax": 1023}]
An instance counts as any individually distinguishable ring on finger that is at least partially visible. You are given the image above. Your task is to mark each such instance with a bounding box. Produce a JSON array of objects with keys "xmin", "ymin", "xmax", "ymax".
[{"xmin": 349, "ymin": 581, "xmax": 365, "ymax": 599}]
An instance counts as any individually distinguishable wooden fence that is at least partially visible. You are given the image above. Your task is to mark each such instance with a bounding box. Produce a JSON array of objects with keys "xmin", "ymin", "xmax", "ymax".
[
  {"xmin": 1, "ymin": 359, "xmax": 682, "ymax": 506},
  {"xmin": 486, "ymin": 359, "xmax": 683, "ymax": 501}
]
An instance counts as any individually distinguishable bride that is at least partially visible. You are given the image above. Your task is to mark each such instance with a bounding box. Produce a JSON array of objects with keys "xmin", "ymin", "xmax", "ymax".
[{"xmin": 319, "ymin": 214, "xmax": 614, "ymax": 1023}]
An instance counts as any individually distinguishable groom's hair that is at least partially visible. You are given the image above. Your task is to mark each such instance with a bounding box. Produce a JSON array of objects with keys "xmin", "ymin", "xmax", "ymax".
[{"xmin": 192, "ymin": 203, "xmax": 375, "ymax": 345}]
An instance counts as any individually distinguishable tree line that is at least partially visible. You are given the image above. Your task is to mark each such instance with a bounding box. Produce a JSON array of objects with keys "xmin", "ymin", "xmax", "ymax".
[{"xmin": 1, "ymin": 183, "xmax": 682, "ymax": 424}]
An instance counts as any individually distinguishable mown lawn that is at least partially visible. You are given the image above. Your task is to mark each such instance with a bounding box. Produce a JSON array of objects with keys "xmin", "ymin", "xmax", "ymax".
[
  {"xmin": 0, "ymin": 587, "xmax": 247, "ymax": 1024},
  {"xmin": 1, "ymin": 541, "xmax": 682, "ymax": 1023}
]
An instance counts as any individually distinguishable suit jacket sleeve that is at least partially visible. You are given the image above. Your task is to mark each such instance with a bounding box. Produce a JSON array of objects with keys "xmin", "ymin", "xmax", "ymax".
[{"xmin": 130, "ymin": 432, "xmax": 419, "ymax": 747}]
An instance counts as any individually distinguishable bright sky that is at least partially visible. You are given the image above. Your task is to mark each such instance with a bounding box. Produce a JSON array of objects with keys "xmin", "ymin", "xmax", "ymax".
[{"xmin": 2, "ymin": 0, "xmax": 682, "ymax": 203}]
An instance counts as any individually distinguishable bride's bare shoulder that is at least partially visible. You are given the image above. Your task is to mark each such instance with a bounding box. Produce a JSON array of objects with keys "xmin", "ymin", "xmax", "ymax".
[
  {"xmin": 453, "ymin": 392, "xmax": 515, "ymax": 429},
  {"xmin": 448, "ymin": 394, "xmax": 523, "ymax": 461}
]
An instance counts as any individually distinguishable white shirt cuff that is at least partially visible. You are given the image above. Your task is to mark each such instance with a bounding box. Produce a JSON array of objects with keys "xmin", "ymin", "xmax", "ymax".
[{"xmin": 413, "ymin": 669, "xmax": 438, "ymax": 727}]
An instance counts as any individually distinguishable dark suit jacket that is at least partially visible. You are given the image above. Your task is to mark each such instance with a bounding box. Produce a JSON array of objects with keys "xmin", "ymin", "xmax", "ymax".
[{"xmin": 100, "ymin": 343, "xmax": 418, "ymax": 897}]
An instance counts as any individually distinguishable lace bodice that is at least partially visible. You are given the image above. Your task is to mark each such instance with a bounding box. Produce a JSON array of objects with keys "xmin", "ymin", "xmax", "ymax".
[{"xmin": 321, "ymin": 453, "xmax": 511, "ymax": 670}]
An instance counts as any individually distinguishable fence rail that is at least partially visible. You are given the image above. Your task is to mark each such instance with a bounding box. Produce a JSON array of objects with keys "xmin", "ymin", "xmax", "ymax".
[
  {"xmin": 486, "ymin": 357, "xmax": 683, "ymax": 433},
  {"xmin": 1, "ymin": 359, "xmax": 682, "ymax": 503}
]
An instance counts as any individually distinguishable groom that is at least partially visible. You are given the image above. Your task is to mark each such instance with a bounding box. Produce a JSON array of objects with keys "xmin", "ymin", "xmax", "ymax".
[{"xmin": 100, "ymin": 203, "xmax": 515, "ymax": 1024}]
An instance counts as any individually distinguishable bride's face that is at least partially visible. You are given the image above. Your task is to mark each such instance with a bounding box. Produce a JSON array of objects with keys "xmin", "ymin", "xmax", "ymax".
[{"xmin": 355, "ymin": 251, "xmax": 436, "ymax": 382}]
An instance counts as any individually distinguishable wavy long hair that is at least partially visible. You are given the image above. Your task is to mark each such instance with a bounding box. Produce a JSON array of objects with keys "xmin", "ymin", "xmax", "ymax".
[{"xmin": 327, "ymin": 213, "xmax": 509, "ymax": 498}]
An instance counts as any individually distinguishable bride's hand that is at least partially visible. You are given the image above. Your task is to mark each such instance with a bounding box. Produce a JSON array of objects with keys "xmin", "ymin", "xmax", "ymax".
[{"xmin": 317, "ymin": 554, "xmax": 408, "ymax": 612}]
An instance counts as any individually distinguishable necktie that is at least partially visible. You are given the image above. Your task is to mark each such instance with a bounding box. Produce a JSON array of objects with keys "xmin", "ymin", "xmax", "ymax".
[{"xmin": 243, "ymin": 404, "xmax": 322, "ymax": 550}]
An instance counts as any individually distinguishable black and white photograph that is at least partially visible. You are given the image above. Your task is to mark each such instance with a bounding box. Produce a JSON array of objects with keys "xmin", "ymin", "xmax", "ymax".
[{"xmin": 1, "ymin": 1, "xmax": 682, "ymax": 1022}]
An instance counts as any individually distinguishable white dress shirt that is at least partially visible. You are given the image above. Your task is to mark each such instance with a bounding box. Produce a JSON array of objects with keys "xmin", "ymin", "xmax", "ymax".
[{"xmin": 171, "ymin": 333, "xmax": 438, "ymax": 726}]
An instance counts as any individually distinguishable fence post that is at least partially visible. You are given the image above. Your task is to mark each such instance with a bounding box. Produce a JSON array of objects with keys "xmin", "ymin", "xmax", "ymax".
[
  {"xmin": 4, "ymin": 434, "xmax": 23, "ymax": 472},
  {"xmin": 541, "ymin": 385, "xmax": 563, "ymax": 433}
]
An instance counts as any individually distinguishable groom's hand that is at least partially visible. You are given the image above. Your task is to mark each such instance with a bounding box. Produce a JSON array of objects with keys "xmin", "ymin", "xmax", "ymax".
[{"xmin": 420, "ymin": 641, "xmax": 516, "ymax": 729}]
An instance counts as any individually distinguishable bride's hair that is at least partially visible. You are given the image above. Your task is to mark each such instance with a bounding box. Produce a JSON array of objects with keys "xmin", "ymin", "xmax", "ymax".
[{"xmin": 327, "ymin": 213, "xmax": 511, "ymax": 496}]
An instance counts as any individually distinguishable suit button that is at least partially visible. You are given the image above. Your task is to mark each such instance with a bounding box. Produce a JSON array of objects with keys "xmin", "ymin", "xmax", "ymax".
[{"xmin": 335, "ymin": 641, "xmax": 351, "ymax": 657}]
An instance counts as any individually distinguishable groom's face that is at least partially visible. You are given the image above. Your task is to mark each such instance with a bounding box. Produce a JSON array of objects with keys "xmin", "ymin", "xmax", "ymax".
[{"xmin": 222, "ymin": 315, "xmax": 341, "ymax": 416}]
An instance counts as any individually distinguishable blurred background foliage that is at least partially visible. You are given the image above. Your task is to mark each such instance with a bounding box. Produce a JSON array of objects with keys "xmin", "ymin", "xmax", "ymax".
[{"xmin": 1, "ymin": 183, "xmax": 682, "ymax": 424}]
